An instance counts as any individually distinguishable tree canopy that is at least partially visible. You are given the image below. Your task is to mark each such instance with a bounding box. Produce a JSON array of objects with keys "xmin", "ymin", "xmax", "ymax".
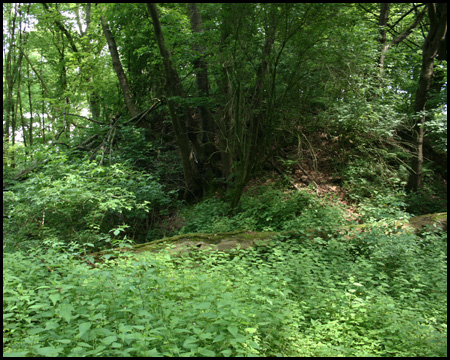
[{"xmin": 4, "ymin": 3, "xmax": 446, "ymax": 198}]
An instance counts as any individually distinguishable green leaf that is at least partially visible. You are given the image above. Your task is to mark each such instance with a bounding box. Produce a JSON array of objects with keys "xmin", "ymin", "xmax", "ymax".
[
  {"xmin": 142, "ymin": 348, "xmax": 162, "ymax": 356},
  {"xmin": 3, "ymin": 352, "xmax": 29, "ymax": 357},
  {"xmin": 27, "ymin": 327, "xmax": 46, "ymax": 335},
  {"xmin": 101, "ymin": 335, "xmax": 118, "ymax": 345},
  {"xmin": 49, "ymin": 293, "xmax": 61, "ymax": 306},
  {"xmin": 227, "ymin": 326, "xmax": 238, "ymax": 337},
  {"xmin": 234, "ymin": 333, "xmax": 247, "ymax": 343},
  {"xmin": 213, "ymin": 334, "xmax": 225, "ymax": 343},
  {"xmin": 198, "ymin": 348, "xmax": 216, "ymax": 356},
  {"xmin": 54, "ymin": 339, "xmax": 72, "ymax": 344},
  {"xmin": 77, "ymin": 322, "xmax": 92, "ymax": 337},
  {"xmin": 35, "ymin": 346, "xmax": 62, "ymax": 357},
  {"xmin": 183, "ymin": 337, "xmax": 198, "ymax": 349},
  {"xmin": 196, "ymin": 301, "xmax": 211, "ymax": 310},
  {"xmin": 221, "ymin": 349, "xmax": 233, "ymax": 356},
  {"xmin": 58, "ymin": 303, "xmax": 74, "ymax": 323},
  {"xmin": 45, "ymin": 321, "xmax": 60, "ymax": 331},
  {"xmin": 28, "ymin": 303, "xmax": 47, "ymax": 310}
]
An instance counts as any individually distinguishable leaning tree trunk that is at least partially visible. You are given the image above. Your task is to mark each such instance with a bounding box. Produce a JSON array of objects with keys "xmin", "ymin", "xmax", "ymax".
[
  {"xmin": 407, "ymin": 3, "xmax": 447, "ymax": 192},
  {"xmin": 101, "ymin": 13, "xmax": 139, "ymax": 118},
  {"xmin": 229, "ymin": 7, "xmax": 277, "ymax": 208},
  {"xmin": 147, "ymin": 3, "xmax": 203, "ymax": 200},
  {"xmin": 377, "ymin": 4, "xmax": 426, "ymax": 78}
]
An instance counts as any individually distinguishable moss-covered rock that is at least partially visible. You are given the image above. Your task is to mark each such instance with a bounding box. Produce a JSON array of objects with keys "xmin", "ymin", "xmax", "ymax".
[
  {"xmin": 88, "ymin": 230, "xmax": 277, "ymax": 264},
  {"xmin": 131, "ymin": 230, "xmax": 276, "ymax": 256},
  {"xmin": 88, "ymin": 212, "xmax": 446, "ymax": 265},
  {"xmin": 407, "ymin": 212, "xmax": 447, "ymax": 232}
]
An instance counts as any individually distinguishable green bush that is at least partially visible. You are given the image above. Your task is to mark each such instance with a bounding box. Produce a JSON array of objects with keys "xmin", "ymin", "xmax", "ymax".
[
  {"xmin": 405, "ymin": 187, "xmax": 447, "ymax": 215},
  {"xmin": 178, "ymin": 185, "xmax": 344, "ymax": 234},
  {"xmin": 264, "ymin": 231, "xmax": 447, "ymax": 356},
  {"xmin": 178, "ymin": 198, "xmax": 233, "ymax": 234},
  {"xmin": 356, "ymin": 191, "xmax": 408, "ymax": 222},
  {"xmin": 3, "ymin": 157, "xmax": 172, "ymax": 252},
  {"xmin": 3, "ymin": 246, "xmax": 295, "ymax": 357},
  {"xmin": 342, "ymin": 158, "xmax": 405, "ymax": 200},
  {"xmin": 234, "ymin": 186, "xmax": 314, "ymax": 231}
]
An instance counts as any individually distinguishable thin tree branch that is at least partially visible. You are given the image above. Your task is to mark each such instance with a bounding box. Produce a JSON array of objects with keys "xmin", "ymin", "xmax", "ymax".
[{"xmin": 41, "ymin": 3, "xmax": 79, "ymax": 53}]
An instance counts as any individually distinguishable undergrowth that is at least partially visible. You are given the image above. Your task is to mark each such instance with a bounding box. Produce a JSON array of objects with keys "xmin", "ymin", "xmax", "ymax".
[
  {"xmin": 3, "ymin": 226, "xmax": 447, "ymax": 356},
  {"xmin": 178, "ymin": 185, "xmax": 346, "ymax": 234},
  {"xmin": 3, "ymin": 157, "xmax": 176, "ymax": 252},
  {"xmin": 3, "ymin": 165, "xmax": 447, "ymax": 357}
]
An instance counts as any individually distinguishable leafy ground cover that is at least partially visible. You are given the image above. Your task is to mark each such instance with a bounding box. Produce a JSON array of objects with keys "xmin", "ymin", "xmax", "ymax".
[
  {"xmin": 4, "ymin": 222, "xmax": 446, "ymax": 356},
  {"xmin": 3, "ymin": 152, "xmax": 447, "ymax": 357}
]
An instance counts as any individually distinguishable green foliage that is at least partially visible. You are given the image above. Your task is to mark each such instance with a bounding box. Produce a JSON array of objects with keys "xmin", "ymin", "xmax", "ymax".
[
  {"xmin": 234, "ymin": 186, "xmax": 314, "ymax": 231},
  {"xmin": 178, "ymin": 198, "xmax": 232, "ymax": 233},
  {"xmin": 4, "ymin": 226, "xmax": 446, "ymax": 356},
  {"xmin": 178, "ymin": 185, "xmax": 346, "ymax": 234},
  {"xmin": 263, "ymin": 230, "xmax": 446, "ymax": 356},
  {"xmin": 339, "ymin": 157, "xmax": 413, "ymax": 220},
  {"xmin": 110, "ymin": 126, "xmax": 153, "ymax": 167},
  {"xmin": 425, "ymin": 112, "xmax": 447, "ymax": 155},
  {"xmin": 2, "ymin": 2, "xmax": 448, "ymax": 356},
  {"xmin": 3, "ymin": 152, "xmax": 174, "ymax": 252},
  {"xmin": 405, "ymin": 186, "xmax": 447, "ymax": 215},
  {"xmin": 342, "ymin": 156, "xmax": 405, "ymax": 199},
  {"xmin": 326, "ymin": 86, "xmax": 401, "ymax": 141},
  {"xmin": 147, "ymin": 149, "xmax": 185, "ymax": 193},
  {"xmin": 3, "ymin": 246, "xmax": 290, "ymax": 356}
]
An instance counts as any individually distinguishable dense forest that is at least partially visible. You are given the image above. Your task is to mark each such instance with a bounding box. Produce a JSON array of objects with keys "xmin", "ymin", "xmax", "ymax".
[{"xmin": 3, "ymin": 3, "xmax": 447, "ymax": 357}]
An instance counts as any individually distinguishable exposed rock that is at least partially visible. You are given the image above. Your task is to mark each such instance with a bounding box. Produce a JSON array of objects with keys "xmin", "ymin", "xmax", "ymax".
[
  {"xmin": 131, "ymin": 230, "xmax": 276, "ymax": 256},
  {"xmin": 88, "ymin": 212, "xmax": 446, "ymax": 265},
  {"xmin": 407, "ymin": 212, "xmax": 447, "ymax": 232},
  {"xmin": 87, "ymin": 230, "xmax": 276, "ymax": 264}
]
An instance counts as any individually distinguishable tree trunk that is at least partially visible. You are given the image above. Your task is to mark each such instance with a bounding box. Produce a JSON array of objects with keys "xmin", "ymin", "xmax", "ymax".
[
  {"xmin": 378, "ymin": 4, "xmax": 426, "ymax": 78},
  {"xmin": 147, "ymin": 3, "xmax": 202, "ymax": 200},
  {"xmin": 407, "ymin": 3, "xmax": 447, "ymax": 192},
  {"xmin": 378, "ymin": 3, "xmax": 390, "ymax": 77},
  {"xmin": 26, "ymin": 61, "xmax": 34, "ymax": 147},
  {"xmin": 188, "ymin": 3, "xmax": 221, "ymax": 191},
  {"xmin": 188, "ymin": 3, "xmax": 214, "ymax": 143},
  {"xmin": 101, "ymin": 14, "xmax": 139, "ymax": 118},
  {"xmin": 4, "ymin": 4, "xmax": 18, "ymax": 168},
  {"xmin": 230, "ymin": 7, "xmax": 277, "ymax": 208},
  {"xmin": 216, "ymin": 4, "xmax": 234, "ymax": 182}
]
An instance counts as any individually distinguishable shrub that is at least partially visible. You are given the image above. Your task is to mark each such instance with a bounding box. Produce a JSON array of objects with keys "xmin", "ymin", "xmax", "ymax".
[
  {"xmin": 178, "ymin": 185, "xmax": 339, "ymax": 234},
  {"xmin": 234, "ymin": 186, "xmax": 314, "ymax": 231},
  {"xmin": 405, "ymin": 186, "xmax": 447, "ymax": 215},
  {"xmin": 3, "ymin": 157, "xmax": 172, "ymax": 252},
  {"xmin": 178, "ymin": 198, "xmax": 233, "ymax": 234},
  {"xmin": 3, "ymin": 245, "xmax": 295, "ymax": 357}
]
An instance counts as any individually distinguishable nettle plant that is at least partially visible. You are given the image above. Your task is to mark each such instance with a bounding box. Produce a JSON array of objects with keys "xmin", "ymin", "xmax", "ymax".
[
  {"xmin": 3, "ymin": 225, "xmax": 446, "ymax": 357},
  {"xmin": 3, "ymin": 243, "xmax": 296, "ymax": 357}
]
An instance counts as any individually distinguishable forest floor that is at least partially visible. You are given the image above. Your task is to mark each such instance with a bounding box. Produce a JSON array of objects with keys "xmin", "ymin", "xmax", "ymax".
[{"xmin": 251, "ymin": 136, "xmax": 361, "ymax": 222}]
